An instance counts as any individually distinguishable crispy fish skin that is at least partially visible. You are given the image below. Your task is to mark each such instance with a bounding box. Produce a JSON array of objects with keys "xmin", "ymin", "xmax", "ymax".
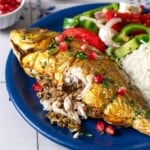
[
  {"xmin": 10, "ymin": 28, "xmax": 150, "ymax": 136},
  {"xmin": 10, "ymin": 28, "xmax": 58, "ymax": 62}
]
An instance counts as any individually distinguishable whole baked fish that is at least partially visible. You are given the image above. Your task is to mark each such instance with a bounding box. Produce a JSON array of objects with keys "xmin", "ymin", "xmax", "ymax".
[{"xmin": 10, "ymin": 28, "xmax": 150, "ymax": 135}]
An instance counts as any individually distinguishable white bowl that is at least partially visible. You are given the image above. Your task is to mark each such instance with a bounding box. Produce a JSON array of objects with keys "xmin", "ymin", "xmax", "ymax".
[{"xmin": 0, "ymin": 0, "xmax": 25, "ymax": 30}]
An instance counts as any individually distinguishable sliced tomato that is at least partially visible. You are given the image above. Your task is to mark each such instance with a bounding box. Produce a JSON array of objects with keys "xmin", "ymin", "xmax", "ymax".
[
  {"xmin": 105, "ymin": 10, "xmax": 116, "ymax": 21},
  {"xmin": 145, "ymin": 20, "xmax": 150, "ymax": 27},
  {"xmin": 104, "ymin": 10, "xmax": 124, "ymax": 32},
  {"xmin": 105, "ymin": 11, "xmax": 141, "ymax": 30},
  {"xmin": 62, "ymin": 27, "xmax": 106, "ymax": 53},
  {"xmin": 105, "ymin": 10, "xmax": 150, "ymax": 29},
  {"xmin": 105, "ymin": 10, "xmax": 140, "ymax": 22},
  {"xmin": 140, "ymin": 14, "xmax": 150, "ymax": 27}
]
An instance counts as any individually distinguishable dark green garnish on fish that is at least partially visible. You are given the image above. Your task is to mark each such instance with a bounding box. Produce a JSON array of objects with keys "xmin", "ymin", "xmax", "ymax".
[
  {"xmin": 129, "ymin": 99, "xmax": 135, "ymax": 107},
  {"xmin": 75, "ymin": 52, "xmax": 88, "ymax": 59},
  {"xmin": 145, "ymin": 110, "xmax": 150, "ymax": 119}
]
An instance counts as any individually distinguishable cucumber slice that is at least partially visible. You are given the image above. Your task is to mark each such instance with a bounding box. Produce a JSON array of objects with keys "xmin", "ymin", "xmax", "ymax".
[
  {"xmin": 79, "ymin": 19, "xmax": 99, "ymax": 33},
  {"xmin": 113, "ymin": 38, "xmax": 139, "ymax": 58}
]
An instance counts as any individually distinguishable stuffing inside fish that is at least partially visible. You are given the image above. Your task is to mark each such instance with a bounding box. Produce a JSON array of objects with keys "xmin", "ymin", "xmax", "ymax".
[{"xmin": 10, "ymin": 28, "xmax": 150, "ymax": 136}]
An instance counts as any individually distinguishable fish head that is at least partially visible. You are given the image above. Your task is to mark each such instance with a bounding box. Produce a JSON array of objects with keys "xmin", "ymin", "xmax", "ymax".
[{"xmin": 10, "ymin": 28, "xmax": 58, "ymax": 62}]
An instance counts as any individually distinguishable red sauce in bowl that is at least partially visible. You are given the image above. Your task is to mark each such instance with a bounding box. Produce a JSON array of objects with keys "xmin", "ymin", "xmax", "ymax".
[{"xmin": 0, "ymin": 0, "xmax": 22, "ymax": 15}]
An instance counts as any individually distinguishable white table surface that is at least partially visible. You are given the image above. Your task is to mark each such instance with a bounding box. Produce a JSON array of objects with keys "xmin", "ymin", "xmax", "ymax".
[{"xmin": 0, "ymin": 0, "xmax": 150, "ymax": 150}]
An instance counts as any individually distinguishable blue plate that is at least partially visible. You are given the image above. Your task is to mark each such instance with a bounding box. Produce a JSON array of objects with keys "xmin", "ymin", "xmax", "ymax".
[{"xmin": 5, "ymin": 3, "xmax": 150, "ymax": 150}]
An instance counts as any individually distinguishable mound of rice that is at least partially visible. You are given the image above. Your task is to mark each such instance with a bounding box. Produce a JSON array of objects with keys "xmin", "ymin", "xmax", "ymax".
[{"xmin": 121, "ymin": 44, "xmax": 150, "ymax": 106}]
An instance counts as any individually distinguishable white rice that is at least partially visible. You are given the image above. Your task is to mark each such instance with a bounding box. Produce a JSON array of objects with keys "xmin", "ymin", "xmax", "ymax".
[{"xmin": 121, "ymin": 43, "xmax": 150, "ymax": 106}]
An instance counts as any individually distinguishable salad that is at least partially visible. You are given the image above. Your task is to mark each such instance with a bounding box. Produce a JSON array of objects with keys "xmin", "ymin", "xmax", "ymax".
[{"xmin": 63, "ymin": 2, "xmax": 150, "ymax": 59}]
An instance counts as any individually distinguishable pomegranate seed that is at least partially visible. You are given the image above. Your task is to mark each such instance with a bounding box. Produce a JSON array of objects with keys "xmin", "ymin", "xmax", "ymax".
[
  {"xmin": 59, "ymin": 41, "xmax": 68, "ymax": 52},
  {"xmin": 0, "ymin": 0, "xmax": 5, "ymax": 5},
  {"xmin": 0, "ymin": 9, "xmax": 6, "ymax": 14},
  {"xmin": 5, "ymin": 4, "xmax": 14, "ymax": 12},
  {"xmin": 0, "ymin": 4, "xmax": 4, "ymax": 10},
  {"xmin": 117, "ymin": 86, "xmax": 126, "ymax": 96},
  {"xmin": 0, "ymin": 0, "xmax": 21, "ymax": 15},
  {"xmin": 88, "ymin": 51, "xmax": 97, "ymax": 60},
  {"xmin": 55, "ymin": 34, "xmax": 65, "ymax": 43},
  {"xmin": 10, "ymin": 1, "xmax": 18, "ymax": 6},
  {"xmin": 32, "ymin": 83, "xmax": 42, "ymax": 92},
  {"xmin": 96, "ymin": 121, "xmax": 105, "ymax": 132},
  {"xmin": 16, "ymin": 0, "xmax": 22, "ymax": 2},
  {"xmin": 93, "ymin": 74, "xmax": 103, "ymax": 84},
  {"xmin": 7, "ymin": 0, "xmax": 14, "ymax": 3},
  {"xmin": 80, "ymin": 43, "xmax": 88, "ymax": 51},
  {"xmin": 105, "ymin": 125, "xmax": 115, "ymax": 135}
]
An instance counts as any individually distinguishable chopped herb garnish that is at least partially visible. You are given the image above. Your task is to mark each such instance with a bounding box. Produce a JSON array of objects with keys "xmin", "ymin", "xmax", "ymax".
[
  {"xmin": 48, "ymin": 48, "xmax": 59, "ymax": 55},
  {"xmin": 102, "ymin": 79, "xmax": 109, "ymax": 89},
  {"xmin": 109, "ymin": 94, "xmax": 115, "ymax": 102},
  {"xmin": 47, "ymin": 38, "xmax": 58, "ymax": 55},
  {"xmin": 31, "ymin": 73, "xmax": 36, "ymax": 77},
  {"xmin": 68, "ymin": 119, "xmax": 71, "ymax": 124},
  {"xmin": 102, "ymin": 76, "xmax": 114, "ymax": 89},
  {"xmin": 69, "ymin": 51, "xmax": 88, "ymax": 59},
  {"xmin": 44, "ymin": 61, "xmax": 47, "ymax": 66},
  {"xmin": 128, "ymin": 81, "xmax": 133, "ymax": 90},
  {"xmin": 85, "ymin": 133, "xmax": 93, "ymax": 137},
  {"xmin": 75, "ymin": 52, "xmax": 88, "ymax": 59},
  {"xmin": 129, "ymin": 99, "xmax": 135, "ymax": 107},
  {"xmin": 65, "ymin": 36, "xmax": 73, "ymax": 42},
  {"xmin": 21, "ymin": 36, "xmax": 26, "ymax": 40},
  {"xmin": 79, "ymin": 132, "xmax": 93, "ymax": 137},
  {"xmin": 107, "ymin": 77, "xmax": 115, "ymax": 84},
  {"xmin": 134, "ymin": 110, "xmax": 141, "ymax": 116},
  {"xmin": 97, "ymin": 66, "xmax": 105, "ymax": 72},
  {"xmin": 79, "ymin": 132, "xmax": 84, "ymax": 136},
  {"xmin": 69, "ymin": 51, "xmax": 76, "ymax": 57},
  {"xmin": 114, "ymin": 82, "xmax": 119, "ymax": 88},
  {"xmin": 145, "ymin": 110, "xmax": 150, "ymax": 119}
]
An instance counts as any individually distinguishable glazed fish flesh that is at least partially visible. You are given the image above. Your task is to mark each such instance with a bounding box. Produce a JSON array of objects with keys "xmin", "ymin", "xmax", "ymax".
[{"xmin": 10, "ymin": 28, "xmax": 150, "ymax": 136}]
